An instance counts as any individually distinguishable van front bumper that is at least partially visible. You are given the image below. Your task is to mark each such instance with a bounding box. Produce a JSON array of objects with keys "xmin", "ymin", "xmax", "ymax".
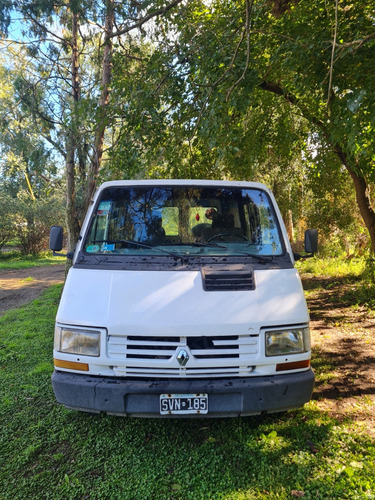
[{"xmin": 52, "ymin": 368, "xmax": 314, "ymax": 417}]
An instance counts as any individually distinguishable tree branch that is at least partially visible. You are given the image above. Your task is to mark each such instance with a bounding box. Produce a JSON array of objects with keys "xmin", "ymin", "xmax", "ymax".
[
  {"xmin": 226, "ymin": 0, "xmax": 254, "ymax": 101},
  {"xmin": 40, "ymin": 133, "xmax": 66, "ymax": 158},
  {"xmin": 188, "ymin": 14, "xmax": 249, "ymax": 140},
  {"xmin": 335, "ymin": 32, "xmax": 375, "ymax": 50},
  {"xmin": 258, "ymin": 80, "xmax": 326, "ymax": 131},
  {"xmin": 111, "ymin": 0, "xmax": 184, "ymax": 38},
  {"xmin": 23, "ymin": 12, "xmax": 68, "ymax": 46},
  {"xmin": 327, "ymin": 0, "xmax": 338, "ymax": 109}
]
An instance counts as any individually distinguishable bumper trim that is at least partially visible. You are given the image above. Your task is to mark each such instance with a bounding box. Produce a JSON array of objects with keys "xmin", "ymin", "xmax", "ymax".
[{"xmin": 52, "ymin": 369, "xmax": 315, "ymax": 417}]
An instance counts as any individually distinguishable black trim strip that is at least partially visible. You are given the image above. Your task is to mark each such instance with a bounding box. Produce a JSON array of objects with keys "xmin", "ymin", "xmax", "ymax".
[{"xmin": 73, "ymin": 252, "xmax": 294, "ymax": 271}]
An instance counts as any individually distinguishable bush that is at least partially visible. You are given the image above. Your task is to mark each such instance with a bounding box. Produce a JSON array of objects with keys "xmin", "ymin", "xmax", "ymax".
[
  {"xmin": 0, "ymin": 194, "xmax": 16, "ymax": 249},
  {"xmin": 13, "ymin": 194, "xmax": 65, "ymax": 254},
  {"xmin": 363, "ymin": 257, "xmax": 375, "ymax": 284}
]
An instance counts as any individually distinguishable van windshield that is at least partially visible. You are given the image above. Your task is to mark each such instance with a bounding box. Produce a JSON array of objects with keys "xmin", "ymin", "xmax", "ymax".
[{"xmin": 83, "ymin": 185, "xmax": 284, "ymax": 257}]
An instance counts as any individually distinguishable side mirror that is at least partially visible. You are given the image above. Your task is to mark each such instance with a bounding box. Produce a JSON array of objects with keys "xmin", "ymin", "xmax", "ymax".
[
  {"xmin": 49, "ymin": 226, "xmax": 73, "ymax": 259},
  {"xmin": 49, "ymin": 225, "xmax": 63, "ymax": 252},
  {"xmin": 305, "ymin": 229, "xmax": 318, "ymax": 255},
  {"xmin": 294, "ymin": 229, "xmax": 318, "ymax": 261}
]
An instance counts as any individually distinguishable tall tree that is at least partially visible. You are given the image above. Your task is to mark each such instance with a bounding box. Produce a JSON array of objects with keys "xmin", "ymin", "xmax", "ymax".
[
  {"xmin": 83, "ymin": 0, "xmax": 114, "ymax": 214},
  {"xmin": 109, "ymin": 0, "xmax": 375, "ymax": 251},
  {"xmin": 0, "ymin": 0, "xmax": 185, "ymax": 251},
  {"xmin": 0, "ymin": 51, "xmax": 57, "ymax": 198}
]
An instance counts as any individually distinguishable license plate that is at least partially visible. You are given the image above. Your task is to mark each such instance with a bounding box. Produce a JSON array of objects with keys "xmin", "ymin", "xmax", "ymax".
[{"xmin": 160, "ymin": 394, "xmax": 208, "ymax": 415}]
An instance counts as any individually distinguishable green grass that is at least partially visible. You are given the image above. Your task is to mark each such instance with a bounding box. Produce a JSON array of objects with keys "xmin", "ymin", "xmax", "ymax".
[
  {"xmin": 0, "ymin": 286, "xmax": 374, "ymax": 499},
  {"xmin": 298, "ymin": 256, "xmax": 375, "ymax": 311},
  {"xmin": 0, "ymin": 251, "xmax": 65, "ymax": 270},
  {"xmin": 296, "ymin": 255, "xmax": 366, "ymax": 279}
]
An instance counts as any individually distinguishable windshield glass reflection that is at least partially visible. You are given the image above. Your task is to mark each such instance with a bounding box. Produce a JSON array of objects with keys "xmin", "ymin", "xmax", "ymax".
[{"xmin": 84, "ymin": 186, "xmax": 284, "ymax": 256}]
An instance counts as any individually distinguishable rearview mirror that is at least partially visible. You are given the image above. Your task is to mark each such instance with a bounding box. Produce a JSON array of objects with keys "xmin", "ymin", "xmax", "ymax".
[
  {"xmin": 49, "ymin": 225, "xmax": 73, "ymax": 259},
  {"xmin": 49, "ymin": 225, "xmax": 63, "ymax": 252},
  {"xmin": 304, "ymin": 229, "xmax": 318, "ymax": 255}
]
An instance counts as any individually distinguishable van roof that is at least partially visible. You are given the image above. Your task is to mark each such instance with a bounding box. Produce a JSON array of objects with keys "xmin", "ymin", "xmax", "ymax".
[{"xmin": 98, "ymin": 179, "xmax": 271, "ymax": 192}]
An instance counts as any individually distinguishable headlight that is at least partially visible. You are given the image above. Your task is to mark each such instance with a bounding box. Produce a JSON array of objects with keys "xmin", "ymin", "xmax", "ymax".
[
  {"xmin": 55, "ymin": 327, "xmax": 100, "ymax": 357},
  {"xmin": 265, "ymin": 328, "xmax": 309, "ymax": 357}
]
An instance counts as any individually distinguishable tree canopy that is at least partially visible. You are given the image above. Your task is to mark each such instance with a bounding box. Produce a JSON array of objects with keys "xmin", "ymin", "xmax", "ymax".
[{"xmin": 0, "ymin": 0, "xmax": 374, "ymax": 253}]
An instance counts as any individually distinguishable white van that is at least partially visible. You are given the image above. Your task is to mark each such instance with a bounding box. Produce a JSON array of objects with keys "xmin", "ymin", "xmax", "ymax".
[{"xmin": 50, "ymin": 180, "xmax": 317, "ymax": 417}]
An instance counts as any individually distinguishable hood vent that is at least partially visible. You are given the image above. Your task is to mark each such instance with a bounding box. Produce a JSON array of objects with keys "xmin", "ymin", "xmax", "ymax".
[{"xmin": 201, "ymin": 265, "xmax": 255, "ymax": 291}]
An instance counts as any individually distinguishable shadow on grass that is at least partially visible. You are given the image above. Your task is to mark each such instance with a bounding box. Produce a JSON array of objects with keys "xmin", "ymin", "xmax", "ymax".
[
  {"xmin": 21, "ymin": 406, "xmax": 338, "ymax": 499},
  {"xmin": 302, "ymin": 273, "xmax": 375, "ymax": 310},
  {"xmin": 47, "ymin": 405, "xmax": 373, "ymax": 499},
  {"xmin": 0, "ymin": 379, "xmax": 365, "ymax": 500},
  {"xmin": 312, "ymin": 342, "xmax": 375, "ymax": 401}
]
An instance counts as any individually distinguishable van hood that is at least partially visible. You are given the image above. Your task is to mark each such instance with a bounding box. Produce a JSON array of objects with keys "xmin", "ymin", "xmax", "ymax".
[{"xmin": 56, "ymin": 268, "xmax": 308, "ymax": 336}]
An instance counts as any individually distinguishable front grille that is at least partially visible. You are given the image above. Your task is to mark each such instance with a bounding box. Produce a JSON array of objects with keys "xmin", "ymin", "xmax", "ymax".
[{"xmin": 108, "ymin": 334, "xmax": 258, "ymax": 378}]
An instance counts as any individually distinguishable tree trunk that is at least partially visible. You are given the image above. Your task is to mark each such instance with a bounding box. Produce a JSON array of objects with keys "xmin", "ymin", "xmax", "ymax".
[
  {"xmin": 65, "ymin": 10, "xmax": 80, "ymax": 252},
  {"xmin": 66, "ymin": 136, "xmax": 77, "ymax": 252},
  {"xmin": 336, "ymin": 149, "xmax": 375, "ymax": 255},
  {"xmin": 259, "ymin": 80, "xmax": 375, "ymax": 254},
  {"xmin": 83, "ymin": 0, "xmax": 114, "ymax": 213},
  {"xmin": 351, "ymin": 173, "xmax": 375, "ymax": 254},
  {"xmin": 286, "ymin": 209, "xmax": 294, "ymax": 243}
]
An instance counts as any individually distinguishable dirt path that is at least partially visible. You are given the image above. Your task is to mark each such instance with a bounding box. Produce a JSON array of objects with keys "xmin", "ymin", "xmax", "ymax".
[
  {"xmin": 0, "ymin": 265, "xmax": 65, "ymax": 316},
  {"xmin": 303, "ymin": 274, "xmax": 375, "ymax": 434}
]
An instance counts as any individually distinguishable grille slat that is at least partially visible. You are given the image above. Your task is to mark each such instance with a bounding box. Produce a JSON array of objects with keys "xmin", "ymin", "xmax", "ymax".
[
  {"xmin": 123, "ymin": 349, "xmax": 175, "ymax": 358},
  {"xmin": 114, "ymin": 357, "xmax": 244, "ymax": 369},
  {"xmin": 113, "ymin": 366, "xmax": 254, "ymax": 378},
  {"xmin": 192, "ymin": 347, "xmax": 257, "ymax": 356},
  {"xmin": 127, "ymin": 340, "xmax": 184, "ymax": 347},
  {"xmin": 213, "ymin": 338, "xmax": 257, "ymax": 346},
  {"xmin": 125, "ymin": 349, "xmax": 176, "ymax": 356}
]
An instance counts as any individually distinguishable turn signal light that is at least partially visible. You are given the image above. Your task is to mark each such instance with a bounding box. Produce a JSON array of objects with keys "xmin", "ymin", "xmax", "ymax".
[
  {"xmin": 54, "ymin": 358, "xmax": 89, "ymax": 371},
  {"xmin": 276, "ymin": 359, "xmax": 310, "ymax": 372}
]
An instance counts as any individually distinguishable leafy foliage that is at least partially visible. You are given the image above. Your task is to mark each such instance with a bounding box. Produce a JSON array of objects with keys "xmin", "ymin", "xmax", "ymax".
[
  {"xmin": 0, "ymin": 193, "xmax": 16, "ymax": 249},
  {"xmin": 1, "ymin": 0, "xmax": 374, "ymax": 253},
  {"xmin": 12, "ymin": 193, "xmax": 65, "ymax": 254},
  {"xmin": 108, "ymin": 0, "xmax": 375, "ymax": 249},
  {"xmin": 0, "ymin": 53, "xmax": 58, "ymax": 199}
]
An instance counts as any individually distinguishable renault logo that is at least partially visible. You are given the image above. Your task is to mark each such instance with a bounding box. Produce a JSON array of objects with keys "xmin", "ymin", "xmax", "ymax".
[{"xmin": 177, "ymin": 349, "xmax": 190, "ymax": 366}]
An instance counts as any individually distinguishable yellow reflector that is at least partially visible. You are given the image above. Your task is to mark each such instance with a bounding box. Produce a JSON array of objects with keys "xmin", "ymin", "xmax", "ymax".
[
  {"xmin": 276, "ymin": 359, "xmax": 310, "ymax": 372},
  {"xmin": 54, "ymin": 358, "xmax": 89, "ymax": 371}
]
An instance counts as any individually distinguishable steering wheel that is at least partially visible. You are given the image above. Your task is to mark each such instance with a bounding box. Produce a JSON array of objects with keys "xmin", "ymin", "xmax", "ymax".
[{"xmin": 207, "ymin": 232, "xmax": 249, "ymax": 243}]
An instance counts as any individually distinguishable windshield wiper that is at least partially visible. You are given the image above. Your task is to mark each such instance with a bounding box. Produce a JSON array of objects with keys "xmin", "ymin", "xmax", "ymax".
[
  {"xmin": 91, "ymin": 240, "xmax": 181, "ymax": 259},
  {"xmin": 191, "ymin": 242, "xmax": 228, "ymax": 249},
  {"xmin": 242, "ymin": 253, "xmax": 275, "ymax": 262}
]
